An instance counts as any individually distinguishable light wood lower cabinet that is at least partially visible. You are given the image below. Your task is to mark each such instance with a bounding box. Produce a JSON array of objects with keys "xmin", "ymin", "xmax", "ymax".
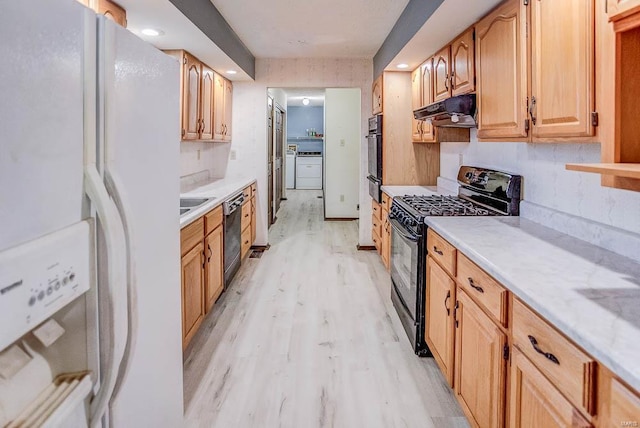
[
  {"xmin": 180, "ymin": 205, "xmax": 224, "ymax": 349},
  {"xmin": 425, "ymin": 229, "xmax": 640, "ymax": 428},
  {"xmin": 372, "ymin": 193, "xmax": 391, "ymax": 270},
  {"xmin": 425, "ymin": 257, "xmax": 455, "ymax": 386},
  {"xmin": 181, "ymin": 242, "xmax": 205, "ymax": 350},
  {"xmin": 204, "ymin": 225, "xmax": 223, "ymax": 313},
  {"xmin": 510, "ymin": 348, "xmax": 593, "ymax": 428},
  {"xmin": 454, "ymin": 287, "xmax": 507, "ymax": 428}
]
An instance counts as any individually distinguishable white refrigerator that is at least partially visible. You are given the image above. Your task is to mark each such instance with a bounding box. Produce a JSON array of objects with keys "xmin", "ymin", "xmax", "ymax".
[{"xmin": 0, "ymin": 1, "xmax": 184, "ymax": 426}]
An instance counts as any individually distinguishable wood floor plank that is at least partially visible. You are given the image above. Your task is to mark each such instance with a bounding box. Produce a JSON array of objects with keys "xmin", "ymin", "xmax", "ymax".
[{"xmin": 183, "ymin": 190, "xmax": 467, "ymax": 427}]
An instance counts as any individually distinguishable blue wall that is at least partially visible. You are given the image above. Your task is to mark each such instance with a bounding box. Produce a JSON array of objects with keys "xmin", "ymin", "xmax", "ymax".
[{"xmin": 287, "ymin": 106, "xmax": 324, "ymax": 137}]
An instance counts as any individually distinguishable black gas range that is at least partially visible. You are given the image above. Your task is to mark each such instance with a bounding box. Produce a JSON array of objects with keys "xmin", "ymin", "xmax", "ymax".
[{"xmin": 388, "ymin": 166, "xmax": 522, "ymax": 356}]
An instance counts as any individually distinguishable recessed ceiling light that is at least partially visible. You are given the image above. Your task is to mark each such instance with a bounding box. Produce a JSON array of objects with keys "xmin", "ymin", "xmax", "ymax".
[
  {"xmin": 397, "ymin": 63, "xmax": 409, "ymax": 69},
  {"xmin": 141, "ymin": 28, "xmax": 164, "ymax": 36},
  {"xmin": 302, "ymin": 98, "xmax": 310, "ymax": 106},
  {"xmin": 226, "ymin": 70, "xmax": 237, "ymax": 75}
]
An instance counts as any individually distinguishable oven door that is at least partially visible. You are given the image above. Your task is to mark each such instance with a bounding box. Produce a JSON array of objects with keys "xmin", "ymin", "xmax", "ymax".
[
  {"xmin": 367, "ymin": 134, "xmax": 382, "ymax": 178},
  {"xmin": 389, "ymin": 218, "xmax": 419, "ymax": 321},
  {"xmin": 367, "ymin": 175, "xmax": 381, "ymax": 203}
]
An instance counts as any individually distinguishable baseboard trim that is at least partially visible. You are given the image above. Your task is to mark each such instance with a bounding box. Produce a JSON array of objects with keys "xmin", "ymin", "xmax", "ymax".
[
  {"xmin": 324, "ymin": 217, "xmax": 357, "ymax": 221},
  {"xmin": 357, "ymin": 245, "xmax": 376, "ymax": 251}
]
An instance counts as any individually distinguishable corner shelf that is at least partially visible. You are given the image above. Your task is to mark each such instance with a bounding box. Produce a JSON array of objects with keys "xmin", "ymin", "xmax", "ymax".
[{"xmin": 565, "ymin": 163, "xmax": 640, "ymax": 179}]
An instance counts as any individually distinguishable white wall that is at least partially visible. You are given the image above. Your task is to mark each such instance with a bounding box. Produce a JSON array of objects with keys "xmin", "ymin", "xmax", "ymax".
[
  {"xmin": 324, "ymin": 88, "xmax": 361, "ymax": 218},
  {"xmin": 228, "ymin": 58, "xmax": 373, "ymax": 246},
  {"xmin": 180, "ymin": 141, "xmax": 230, "ymax": 180},
  {"xmin": 440, "ymin": 130, "xmax": 640, "ymax": 235}
]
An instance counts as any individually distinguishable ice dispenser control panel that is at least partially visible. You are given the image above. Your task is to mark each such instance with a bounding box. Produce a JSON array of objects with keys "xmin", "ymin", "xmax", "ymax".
[{"xmin": 0, "ymin": 221, "xmax": 92, "ymax": 351}]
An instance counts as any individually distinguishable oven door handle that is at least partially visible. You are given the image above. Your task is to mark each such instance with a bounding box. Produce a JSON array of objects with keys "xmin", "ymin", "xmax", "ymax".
[{"xmin": 389, "ymin": 218, "xmax": 419, "ymax": 242}]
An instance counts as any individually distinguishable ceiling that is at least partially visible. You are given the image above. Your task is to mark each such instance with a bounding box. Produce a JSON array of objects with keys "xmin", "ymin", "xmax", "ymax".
[
  {"xmin": 281, "ymin": 88, "xmax": 326, "ymax": 107},
  {"xmin": 210, "ymin": 0, "xmax": 410, "ymax": 59},
  {"xmin": 116, "ymin": 0, "xmax": 502, "ymax": 82},
  {"xmin": 117, "ymin": 0, "xmax": 253, "ymax": 81},
  {"xmin": 385, "ymin": 0, "xmax": 502, "ymax": 71}
]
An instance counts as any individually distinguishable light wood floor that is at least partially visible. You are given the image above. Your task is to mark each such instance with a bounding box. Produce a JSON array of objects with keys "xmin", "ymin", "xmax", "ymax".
[{"xmin": 183, "ymin": 190, "xmax": 468, "ymax": 428}]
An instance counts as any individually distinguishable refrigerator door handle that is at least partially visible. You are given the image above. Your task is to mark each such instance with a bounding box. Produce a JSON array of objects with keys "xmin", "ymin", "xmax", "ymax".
[
  {"xmin": 84, "ymin": 165, "xmax": 129, "ymax": 427},
  {"xmin": 103, "ymin": 169, "xmax": 139, "ymax": 404}
]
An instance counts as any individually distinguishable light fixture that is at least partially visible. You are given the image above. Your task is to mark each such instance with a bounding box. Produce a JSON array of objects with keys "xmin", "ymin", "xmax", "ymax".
[
  {"xmin": 397, "ymin": 63, "xmax": 409, "ymax": 69},
  {"xmin": 302, "ymin": 98, "xmax": 310, "ymax": 106},
  {"xmin": 226, "ymin": 70, "xmax": 237, "ymax": 75},
  {"xmin": 141, "ymin": 28, "xmax": 164, "ymax": 37}
]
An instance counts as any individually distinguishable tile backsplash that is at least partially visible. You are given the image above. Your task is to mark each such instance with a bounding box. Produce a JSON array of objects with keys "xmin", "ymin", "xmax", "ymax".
[
  {"xmin": 440, "ymin": 129, "xmax": 640, "ymax": 236},
  {"xmin": 180, "ymin": 141, "xmax": 230, "ymax": 180}
]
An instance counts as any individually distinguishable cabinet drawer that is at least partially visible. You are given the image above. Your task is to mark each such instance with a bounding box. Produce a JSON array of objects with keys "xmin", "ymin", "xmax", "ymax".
[
  {"xmin": 371, "ymin": 214, "xmax": 382, "ymax": 238},
  {"xmin": 456, "ymin": 253, "xmax": 508, "ymax": 325},
  {"xmin": 512, "ymin": 298, "xmax": 596, "ymax": 416},
  {"xmin": 242, "ymin": 185, "xmax": 252, "ymax": 200},
  {"xmin": 427, "ymin": 229, "xmax": 456, "ymax": 276},
  {"xmin": 241, "ymin": 199, "xmax": 251, "ymax": 232},
  {"xmin": 609, "ymin": 377, "xmax": 640, "ymax": 427},
  {"xmin": 180, "ymin": 217, "xmax": 204, "ymax": 256},
  {"xmin": 372, "ymin": 229, "xmax": 382, "ymax": 253},
  {"xmin": 204, "ymin": 205, "xmax": 223, "ymax": 235},
  {"xmin": 372, "ymin": 199, "xmax": 382, "ymax": 221},
  {"xmin": 251, "ymin": 183, "xmax": 256, "ymax": 194},
  {"xmin": 241, "ymin": 226, "xmax": 251, "ymax": 259},
  {"xmin": 381, "ymin": 192, "xmax": 391, "ymax": 212}
]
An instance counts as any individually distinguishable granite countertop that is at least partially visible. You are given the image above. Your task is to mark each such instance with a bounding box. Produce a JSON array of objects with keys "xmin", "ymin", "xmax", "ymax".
[
  {"xmin": 180, "ymin": 177, "xmax": 256, "ymax": 228},
  {"xmin": 381, "ymin": 185, "xmax": 451, "ymax": 198},
  {"xmin": 424, "ymin": 216, "xmax": 640, "ymax": 392}
]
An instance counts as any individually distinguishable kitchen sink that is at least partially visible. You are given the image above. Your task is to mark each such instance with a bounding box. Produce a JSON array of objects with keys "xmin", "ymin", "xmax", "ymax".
[
  {"xmin": 180, "ymin": 208, "xmax": 190, "ymax": 215},
  {"xmin": 180, "ymin": 197, "xmax": 212, "ymax": 208}
]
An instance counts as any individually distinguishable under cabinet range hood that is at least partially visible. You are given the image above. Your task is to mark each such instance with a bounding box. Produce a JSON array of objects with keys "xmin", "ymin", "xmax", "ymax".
[{"xmin": 413, "ymin": 94, "xmax": 476, "ymax": 128}]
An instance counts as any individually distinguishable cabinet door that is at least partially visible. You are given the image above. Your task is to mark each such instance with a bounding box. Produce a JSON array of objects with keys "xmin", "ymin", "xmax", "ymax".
[
  {"xmin": 183, "ymin": 53, "xmax": 201, "ymax": 141},
  {"xmin": 420, "ymin": 59, "xmax": 436, "ymax": 142},
  {"xmin": 411, "ymin": 67, "xmax": 423, "ymax": 142},
  {"xmin": 607, "ymin": 377, "xmax": 640, "ymax": 428},
  {"xmin": 96, "ymin": 0, "xmax": 127, "ymax": 27},
  {"xmin": 451, "ymin": 29, "xmax": 475, "ymax": 96},
  {"xmin": 433, "ymin": 46, "xmax": 451, "ymax": 102},
  {"xmin": 454, "ymin": 288, "xmax": 507, "ymax": 428},
  {"xmin": 372, "ymin": 75, "xmax": 383, "ymax": 115},
  {"xmin": 200, "ymin": 66, "xmax": 214, "ymax": 140},
  {"xmin": 213, "ymin": 72, "xmax": 225, "ymax": 140},
  {"xmin": 204, "ymin": 226, "xmax": 223, "ymax": 313},
  {"xmin": 510, "ymin": 349, "xmax": 593, "ymax": 428},
  {"xmin": 381, "ymin": 210, "xmax": 390, "ymax": 270},
  {"xmin": 529, "ymin": 0, "xmax": 595, "ymax": 139},
  {"xmin": 181, "ymin": 242, "xmax": 205, "ymax": 349},
  {"xmin": 251, "ymin": 196, "xmax": 256, "ymax": 245},
  {"xmin": 608, "ymin": 0, "xmax": 640, "ymax": 20},
  {"xmin": 224, "ymin": 79, "xmax": 233, "ymax": 140},
  {"xmin": 426, "ymin": 258, "xmax": 455, "ymax": 386},
  {"xmin": 476, "ymin": 0, "xmax": 528, "ymax": 140}
]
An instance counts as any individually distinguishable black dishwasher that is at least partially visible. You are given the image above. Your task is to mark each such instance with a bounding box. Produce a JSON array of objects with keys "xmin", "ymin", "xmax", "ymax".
[{"xmin": 223, "ymin": 191, "xmax": 245, "ymax": 288}]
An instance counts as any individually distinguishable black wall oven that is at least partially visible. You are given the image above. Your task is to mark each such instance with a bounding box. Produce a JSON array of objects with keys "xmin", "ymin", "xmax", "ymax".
[{"xmin": 367, "ymin": 115, "xmax": 383, "ymax": 202}]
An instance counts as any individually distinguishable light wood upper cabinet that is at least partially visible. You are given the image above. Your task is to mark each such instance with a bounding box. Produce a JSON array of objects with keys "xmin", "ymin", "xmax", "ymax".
[
  {"xmin": 451, "ymin": 29, "xmax": 475, "ymax": 96},
  {"xmin": 183, "ymin": 52, "xmax": 201, "ymax": 141},
  {"xmin": 372, "ymin": 74, "xmax": 383, "ymax": 115},
  {"xmin": 411, "ymin": 67, "xmax": 424, "ymax": 142},
  {"xmin": 426, "ymin": 258, "xmax": 456, "ymax": 386},
  {"xmin": 181, "ymin": 242, "xmax": 205, "ymax": 350},
  {"xmin": 529, "ymin": 0, "xmax": 595, "ymax": 139},
  {"xmin": 476, "ymin": 0, "xmax": 528, "ymax": 140},
  {"xmin": 433, "ymin": 47, "xmax": 451, "ymax": 102},
  {"xmin": 80, "ymin": 0, "xmax": 126, "ymax": 27},
  {"xmin": 454, "ymin": 288, "xmax": 507, "ymax": 428},
  {"xmin": 200, "ymin": 66, "xmax": 215, "ymax": 140},
  {"xmin": 608, "ymin": 0, "xmax": 640, "ymax": 20},
  {"xmin": 510, "ymin": 349, "xmax": 593, "ymax": 428},
  {"xmin": 214, "ymin": 73, "xmax": 233, "ymax": 141},
  {"xmin": 204, "ymin": 226, "xmax": 223, "ymax": 313}
]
